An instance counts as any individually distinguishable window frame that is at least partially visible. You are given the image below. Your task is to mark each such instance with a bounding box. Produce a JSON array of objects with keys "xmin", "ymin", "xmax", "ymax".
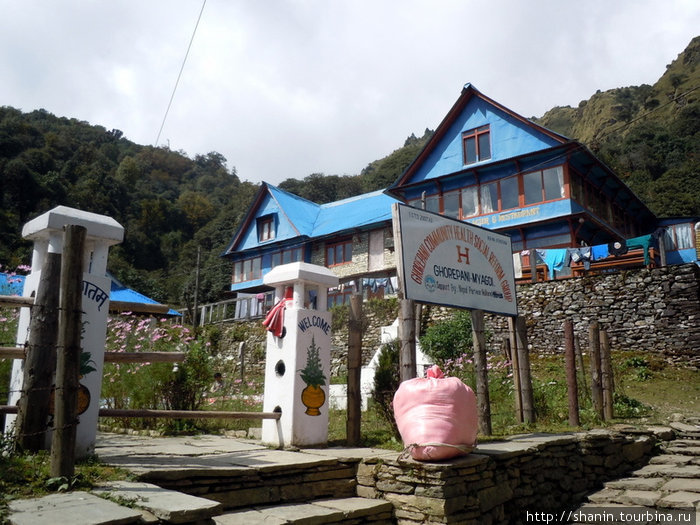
[
  {"xmin": 462, "ymin": 125, "xmax": 491, "ymax": 165},
  {"xmin": 257, "ymin": 215, "xmax": 275, "ymax": 242},
  {"xmin": 233, "ymin": 256, "xmax": 262, "ymax": 283},
  {"xmin": 326, "ymin": 238, "xmax": 353, "ymax": 267}
]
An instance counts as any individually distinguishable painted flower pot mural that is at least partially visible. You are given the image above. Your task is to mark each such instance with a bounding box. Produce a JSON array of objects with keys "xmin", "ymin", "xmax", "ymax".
[
  {"xmin": 299, "ymin": 336, "xmax": 326, "ymax": 416},
  {"xmin": 49, "ymin": 350, "xmax": 96, "ymax": 416}
]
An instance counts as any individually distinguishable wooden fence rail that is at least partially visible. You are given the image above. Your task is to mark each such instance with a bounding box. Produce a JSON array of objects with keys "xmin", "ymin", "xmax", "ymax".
[{"xmin": 0, "ymin": 405, "xmax": 280, "ymax": 420}]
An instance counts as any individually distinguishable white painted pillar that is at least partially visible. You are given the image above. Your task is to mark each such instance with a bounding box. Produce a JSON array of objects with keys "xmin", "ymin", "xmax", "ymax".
[
  {"xmin": 5, "ymin": 206, "xmax": 123, "ymax": 458},
  {"xmin": 261, "ymin": 262, "xmax": 339, "ymax": 447}
]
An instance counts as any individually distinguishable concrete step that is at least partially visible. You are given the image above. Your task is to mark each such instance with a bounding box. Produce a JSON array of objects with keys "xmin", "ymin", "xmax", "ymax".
[{"xmin": 213, "ymin": 497, "xmax": 394, "ymax": 524}]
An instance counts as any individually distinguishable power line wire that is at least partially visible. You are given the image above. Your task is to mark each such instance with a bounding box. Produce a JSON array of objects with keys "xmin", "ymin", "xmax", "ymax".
[{"xmin": 155, "ymin": 0, "xmax": 207, "ymax": 148}]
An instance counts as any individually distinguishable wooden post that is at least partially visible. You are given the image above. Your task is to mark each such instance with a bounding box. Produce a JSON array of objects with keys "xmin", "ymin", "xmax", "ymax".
[
  {"xmin": 346, "ymin": 294, "xmax": 363, "ymax": 445},
  {"xmin": 399, "ymin": 299, "xmax": 416, "ymax": 381},
  {"xmin": 507, "ymin": 317, "xmax": 522, "ymax": 424},
  {"xmin": 588, "ymin": 321, "xmax": 604, "ymax": 419},
  {"xmin": 530, "ymin": 250, "xmax": 537, "ymax": 283},
  {"xmin": 515, "ymin": 316, "xmax": 535, "ymax": 423},
  {"xmin": 50, "ymin": 225, "xmax": 86, "ymax": 478},
  {"xmin": 599, "ymin": 330, "xmax": 614, "ymax": 421},
  {"xmin": 16, "ymin": 252, "xmax": 61, "ymax": 451},
  {"xmin": 564, "ymin": 320, "xmax": 580, "ymax": 427},
  {"xmin": 471, "ymin": 310, "xmax": 491, "ymax": 436}
]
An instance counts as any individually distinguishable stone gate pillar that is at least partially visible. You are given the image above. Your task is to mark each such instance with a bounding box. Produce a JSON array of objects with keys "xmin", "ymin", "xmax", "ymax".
[
  {"xmin": 5, "ymin": 206, "xmax": 124, "ymax": 457},
  {"xmin": 261, "ymin": 262, "xmax": 339, "ymax": 447}
]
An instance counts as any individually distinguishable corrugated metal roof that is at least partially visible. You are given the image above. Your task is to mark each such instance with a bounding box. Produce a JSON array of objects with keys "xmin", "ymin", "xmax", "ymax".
[
  {"xmin": 311, "ymin": 189, "xmax": 398, "ymax": 237},
  {"xmin": 0, "ymin": 272, "xmax": 180, "ymax": 316}
]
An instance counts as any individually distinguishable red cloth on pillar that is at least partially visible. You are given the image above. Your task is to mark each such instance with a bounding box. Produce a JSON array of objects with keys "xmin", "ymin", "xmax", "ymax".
[{"xmin": 262, "ymin": 287, "xmax": 293, "ymax": 337}]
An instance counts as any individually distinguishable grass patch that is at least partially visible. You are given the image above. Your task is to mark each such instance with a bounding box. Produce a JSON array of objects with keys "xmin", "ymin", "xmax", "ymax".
[{"xmin": 0, "ymin": 441, "xmax": 131, "ymax": 522}]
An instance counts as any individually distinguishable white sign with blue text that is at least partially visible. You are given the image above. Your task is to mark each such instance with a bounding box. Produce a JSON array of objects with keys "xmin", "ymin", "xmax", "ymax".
[{"xmin": 392, "ymin": 203, "xmax": 518, "ymax": 316}]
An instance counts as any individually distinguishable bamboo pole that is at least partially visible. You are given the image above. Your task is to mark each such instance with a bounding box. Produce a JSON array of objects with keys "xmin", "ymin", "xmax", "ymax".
[
  {"xmin": 599, "ymin": 330, "xmax": 614, "ymax": 421},
  {"xmin": 399, "ymin": 299, "xmax": 416, "ymax": 381},
  {"xmin": 588, "ymin": 321, "xmax": 604, "ymax": 419},
  {"xmin": 346, "ymin": 294, "xmax": 363, "ymax": 445},
  {"xmin": 471, "ymin": 309, "xmax": 492, "ymax": 436},
  {"xmin": 515, "ymin": 316, "xmax": 535, "ymax": 423},
  {"xmin": 564, "ymin": 320, "xmax": 580, "ymax": 427},
  {"xmin": 50, "ymin": 225, "xmax": 86, "ymax": 478},
  {"xmin": 507, "ymin": 317, "xmax": 522, "ymax": 424}
]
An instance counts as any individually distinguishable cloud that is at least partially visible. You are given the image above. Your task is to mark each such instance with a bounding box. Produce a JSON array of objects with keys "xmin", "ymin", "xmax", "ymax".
[{"xmin": 1, "ymin": 0, "xmax": 697, "ymax": 185}]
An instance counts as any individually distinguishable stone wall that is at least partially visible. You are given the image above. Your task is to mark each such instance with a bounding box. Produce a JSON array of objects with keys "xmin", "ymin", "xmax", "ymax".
[
  {"xmin": 356, "ymin": 427, "xmax": 664, "ymax": 525},
  {"xmin": 486, "ymin": 263, "xmax": 700, "ymax": 362},
  {"xmin": 218, "ymin": 263, "xmax": 699, "ymax": 380}
]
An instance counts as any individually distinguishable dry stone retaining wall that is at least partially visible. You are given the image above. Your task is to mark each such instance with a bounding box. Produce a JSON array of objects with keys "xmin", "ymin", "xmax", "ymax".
[
  {"xmin": 487, "ymin": 263, "xmax": 700, "ymax": 363},
  {"xmin": 357, "ymin": 428, "xmax": 664, "ymax": 524}
]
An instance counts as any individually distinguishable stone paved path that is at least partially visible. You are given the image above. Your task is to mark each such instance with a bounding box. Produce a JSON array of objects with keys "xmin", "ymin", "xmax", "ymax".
[{"xmin": 572, "ymin": 421, "xmax": 700, "ymax": 524}]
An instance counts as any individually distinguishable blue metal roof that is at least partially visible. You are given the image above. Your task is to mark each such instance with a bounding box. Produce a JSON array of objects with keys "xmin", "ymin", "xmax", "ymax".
[
  {"xmin": 226, "ymin": 184, "xmax": 400, "ymax": 257},
  {"xmin": 312, "ymin": 189, "xmax": 398, "ymax": 237},
  {"xmin": 0, "ymin": 272, "xmax": 180, "ymax": 316}
]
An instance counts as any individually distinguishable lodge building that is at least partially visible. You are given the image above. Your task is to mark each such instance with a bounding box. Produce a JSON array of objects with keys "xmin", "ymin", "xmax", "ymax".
[{"xmin": 222, "ymin": 84, "xmax": 698, "ymax": 309}]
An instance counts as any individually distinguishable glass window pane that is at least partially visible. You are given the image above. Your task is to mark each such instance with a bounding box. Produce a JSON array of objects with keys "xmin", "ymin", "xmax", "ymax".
[
  {"xmin": 478, "ymin": 132, "xmax": 491, "ymax": 160},
  {"xmin": 252, "ymin": 257, "xmax": 261, "ymax": 278},
  {"xmin": 675, "ymin": 224, "xmax": 693, "ymax": 249},
  {"xmin": 234, "ymin": 262, "xmax": 242, "ymax": 282},
  {"xmin": 345, "ymin": 241, "xmax": 353, "ymax": 262},
  {"xmin": 282, "ymin": 250, "xmax": 291, "ymax": 264},
  {"xmin": 543, "ymin": 166, "xmax": 564, "ymax": 201},
  {"xmin": 326, "ymin": 246, "xmax": 334, "ymax": 266},
  {"xmin": 500, "ymin": 176, "xmax": 519, "ymax": 210},
  {"xmin": 425, "ymin": 195, "xmax": 439, "ymax": 213},
  {"xmin": 464, "ymin": 136, "xmax": 476, "ymax": 164},
  {"xmin": 292, "ymin": 248, "xmax": 302, "ymax": 262},
  {"xmin": 480, "ymin": 182, "xmax": 498, "ymax": 213},
  {"xmin": 523, "ymin": 171, "xmax": 543, "ymax": 205},
  {"xmin": 272, "ymin": 252, "xmax": 281, "ymax": 268},
  {"xmin": 461, "ymin": 186, "xmax": 478, "ymax": 217},
  {"xmin": 443, "ymin": 191, "xmax": 459, "ymax": 218},
  {"xmin": 336, "ymin": 244, "xmax": 344, "ymax": 263}
]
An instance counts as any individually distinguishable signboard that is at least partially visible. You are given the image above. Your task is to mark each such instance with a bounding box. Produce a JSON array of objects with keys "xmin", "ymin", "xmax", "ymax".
[{"xmin": 392, "ymin": 203, "xmax": 518, "ymax": 316}]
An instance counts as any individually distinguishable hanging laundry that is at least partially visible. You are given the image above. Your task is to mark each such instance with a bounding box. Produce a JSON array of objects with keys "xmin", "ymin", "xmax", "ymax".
[
  {"xmin": 512, "ymin": 253, "xmax": 523, "ymax": 278},
  {"xmin": 567, "ymin": 247, "xmax": 592, "ymax": 270},
  {"xmin": 609, "ymin": 240, "xmax": 628, "ymax": 257},
  {"xmin": 625, "ymin": 234, "xmax": 654, "ymax": 265},
  {"xmin": 542, "ymin": 248, "xmax": 568, "ymax": 279},
  {"xmin": 591, "ymin": 243, "xmax": 609, "ymax": 260}
]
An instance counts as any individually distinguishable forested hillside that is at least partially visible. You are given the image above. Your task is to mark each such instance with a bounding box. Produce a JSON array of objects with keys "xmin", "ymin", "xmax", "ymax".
[
  {"xmin": 0, "ymin": 108, "xmax": 258, "ymax": 308},
  {"xmin": 1, "ymin": 37, "xmax": 697, "ymax": 309},
  {"xmin": 534, "ymin": 36, "xmax": 699, "ymax": 217}
]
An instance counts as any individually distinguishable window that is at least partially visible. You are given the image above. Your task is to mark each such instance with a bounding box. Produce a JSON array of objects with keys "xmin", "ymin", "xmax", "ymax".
[
  {"xmin": 480, "ymin": 182, "xmax": 498, "ymax": 214},
  {"xmin": 326, "ymin": 238, "xmax": 353, "ymax": 266},
  {"xmin": 463, "ymin": 125, "xmax": 491, "ymax": 165},
  {"xmin": 500, "ymin": 176, "xmax": 520, "ymax": 210},
  {"xmin": 443, "ymin": 191, "xmax": 460, "ymax": 218},
  {"xmin": 524, "ymin": 166, "xmax": 564, "ymax": 205},
  {"xmin": 664, "ymin": 224, "xmax": 694, "ymax": 250},
  {"xmin": 271, "ymin": 247, "xmax": 303, "ymax": 269},
  {"xmin": 233, "ymin": 256, "xmax": 262, "ymax": 283},
  {"xmin": 257, "ymin": 215, "xmax": 275, "ymax": 242},
  {"xmin": 461, "ymin": 186, "xmax": 479, "ymax": 217}
]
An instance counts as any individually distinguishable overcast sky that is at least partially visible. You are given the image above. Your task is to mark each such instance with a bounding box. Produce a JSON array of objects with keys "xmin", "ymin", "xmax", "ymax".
[{"xmin": 2, "ymin": 1, "xmax": 698, "ymax": 186}]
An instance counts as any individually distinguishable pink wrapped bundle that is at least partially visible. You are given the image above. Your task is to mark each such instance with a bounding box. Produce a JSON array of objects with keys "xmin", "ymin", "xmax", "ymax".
[{"xmin": 393, "ymin": 365, "xmax": 477, "ymax": 461}]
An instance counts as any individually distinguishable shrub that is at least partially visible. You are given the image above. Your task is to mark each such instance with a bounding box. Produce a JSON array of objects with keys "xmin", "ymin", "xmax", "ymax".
[
  {"xmin": 419, "ymin": 310, "xmax": 474, "ymax": 363},
  {"xmin": 371, "ymin": 340, "xmax": 401, "ymax": 439}
]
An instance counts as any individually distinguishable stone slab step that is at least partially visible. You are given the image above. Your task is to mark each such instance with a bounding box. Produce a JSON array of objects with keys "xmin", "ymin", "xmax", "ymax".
[
  {"xmin": 92, "ymin": 481, "xmax": 223, "ymax": 523},
  {"xmin": 7, "ymin": 491, "xmax": 143, "ymax": 525},
  {"xmin": 213, "ymin": 497, "xmax": 394, "ymax": 524}
]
